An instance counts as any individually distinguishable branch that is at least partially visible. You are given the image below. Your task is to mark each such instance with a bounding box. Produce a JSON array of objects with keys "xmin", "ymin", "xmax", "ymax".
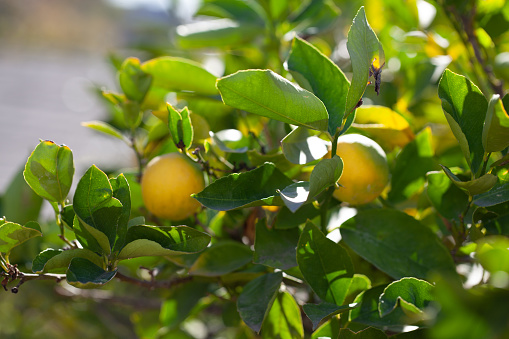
[{"xmin": 115, "ymin": 271, "xmax": 193, "ymax": 289}]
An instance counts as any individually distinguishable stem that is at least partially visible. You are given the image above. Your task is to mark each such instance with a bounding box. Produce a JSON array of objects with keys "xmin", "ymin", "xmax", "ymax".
[
  {"xmin": 56, "ymin": 202, "xmax": 75, "ymax": 248},
  {"xmin": 115, "ymin": 271, "xmax": 194, "ymax": 289},
  {"xmin": 130, "ymin": 133, "xmax": 144, "ymax": 183},
  {"xmin": 479, "ymin": 152, "xmax": 492, "ymax": 177},
  {"xmin": 0, "ymin": 254, "xmax": 9, "ymax": 272}
]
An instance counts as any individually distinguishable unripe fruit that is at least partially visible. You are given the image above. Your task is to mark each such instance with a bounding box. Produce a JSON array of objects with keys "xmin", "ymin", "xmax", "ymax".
[
  {"xmin": 141, "ymin": 153, "xmax": 205, "ymax": 220},
  {"xmin": 331, "ymin": 134, "xmax": 389, "ymax": 205}
]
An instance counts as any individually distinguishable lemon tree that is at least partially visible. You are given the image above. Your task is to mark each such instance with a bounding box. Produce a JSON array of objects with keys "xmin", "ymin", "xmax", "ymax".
[
  {"xmin": 141, "ymin": 153, "xmax": 205, "ymax": 221},
  {"xmin": 331, "ymin": 133, "xmax": 389, "ymax": 205}
]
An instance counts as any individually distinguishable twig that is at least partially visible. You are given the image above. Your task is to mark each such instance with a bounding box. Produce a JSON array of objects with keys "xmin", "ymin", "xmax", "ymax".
[{"xmin": 115, "ymin": 271, "xmax": 193, "ymax": 289}]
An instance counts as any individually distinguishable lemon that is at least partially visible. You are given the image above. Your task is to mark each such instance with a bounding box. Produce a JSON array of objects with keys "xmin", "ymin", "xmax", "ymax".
[
  {"xmin": 141, "ymin": 153, "xmax": 205, "ymax": 220},
  {"xmin": 331, "ymin": 134, "xmax": 389, "ymax": 205}
]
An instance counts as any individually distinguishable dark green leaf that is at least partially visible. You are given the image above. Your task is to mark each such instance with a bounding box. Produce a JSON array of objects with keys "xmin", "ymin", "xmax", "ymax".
[
  {"xmin": 274, "ymin": 204, "xmax": 321, "ymax": 229},
  {"xmin": 118, "ymin": 225, "xmax": 211, "ymax": 260},
  {"xmin": 427, "ymin": 170, "xmax": 470, "ymax": 221},
  {"xmin": 32, "ymin": 248, "xmax": 104, "ymax": 273},
  {"xmin": 160, "ymin": 281, "xmax": 209, "ymax": 329},
  {"xmin": 388, "ymin": 127, "xmax": 437, "ymax": 203},
  {"xmin": 438, "ymin": 69, "xmax": 488, "ymax": 174},
  {"xmin": 193, "ymin": 162, "xmax": 293, "ymax": 210},
  {"xmin": 262, "ymin": 292, "xmax": 304, "ymax": 339},
  {"xmin": 441, "ymin": 164, "xmax": 498, "ymax": 196},
  {"xmin": 303, "ymin": 302, "xmax": 358, "ymax": 330},
  {"xmin": 474, "ymin": 182, "xmax": 509, "ymax": 207},
  {"xmin": 118, "ymin": 57, "xmax": 152, "ymax": 103},
  {"xmin": 297, "ymin": 221, "xmax": 354, "ymax": 305},
  {"xmin": 345, "ymin": 6, "xmax": 384, "ymax": 116},
  {"xmin": 341, "ymin": 209, "xmax": 457, "ymax": 280},
  {"xmin": 23, "ymin": 140, "xmax": 74, "ymax": 203},
  {"xmin": 287, "ymin": 36, "xmax": 350, "ymax": 136},
  {"xmin": 74, "ymin": 165, "xmax": 124, "ymax": 253},
  {"xmin": 72, "ymin": 215, "xmax": 104, "ymax": 255},
  {"xmin": 338, "ymin": 327, "xmax": 388, "ymax": 338},
  {"xmin": 483, "ymin": 94, "xmax": 509, "ymax": 153},
  {"xmin": 0, "ymin": 219, "xmax": 41, "ymax": 254},
  {"xmin": 281, "ymin": 127, "xmax": 328, "ymax": 165},
  {"xmin": 379, "ymin": 278, "xmax": 434, "ymax": 319},
  {"xmin": 253, "ymin": 218, "xmax": 299, "ymax": 270},
  {"xmin": 66, "ymin": 257, "xmax": 117, "ymax": 288},
  {"xmin": 81, "ymin": 121, "xmax": 127, "ymax": 142},
  {"xmin": 237, "ymin": 272, "xmax": 283, "ymax": 333},
  {"xmin": 217, "ymin": 69, "xmax": 329, "ymax": 131},
  {"xmin": 189, "ymin": 241, "xmax": 252, "ymax": 276},
  {"xmin": 141, "ymin": 57, "xmax": 218, "ymax": 96}
]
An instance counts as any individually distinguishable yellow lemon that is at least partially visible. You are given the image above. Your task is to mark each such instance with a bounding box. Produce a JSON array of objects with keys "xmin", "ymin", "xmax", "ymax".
[
  {"xmin": 141, "ymin": 153, "xmax": 205, "ymax": 220},
  {"xmin": 331, "ymin": 134, "xmax": 389, "ymax": 205}
]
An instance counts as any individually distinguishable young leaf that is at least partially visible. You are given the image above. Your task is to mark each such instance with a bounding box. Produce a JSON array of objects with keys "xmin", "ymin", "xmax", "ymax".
[
  {"xmin": 193, "ymin": 162, "xmax": 293, "ymax": 210},
  {"xmin": 0, "ymin": 220, "xmax": 41, "ymax": 254},
  {"xmin": 341, "ymin": 209, "xmax": 457, "ymax": 280},
  {"xmin": 189, "ymin": 241, "xmax": 252, "ymax": 276},
  {"xmin": 345, "ymin": 6, "xmax": 385, "ymax": 116},
  {"xmin": 303, "ymin": 302, "xmax": 359, "ymax": 331},
  {"xmin": 141, "ymin": 56, "xmax": 218, "ymax": 96},
  {"xmin": 167, "ymin": 103, "xmax": 193, "ymax": 149},
  {"xmin": 24, "ymin": 140, "xmax": 74, "ymax": 203},
  {"xmin": 262, "ymin": 292, "xmax": 304, "ymax": 339},
  {"xmin": 438, "ymin": 69, "xmax": 488, "ymax": 174},
  {"xmin": 440, "ymin": 164, "xmax": 498, "ymax": 196},
  {"xmin": 253, "ymin": 218, "xmax": 299, "ymax": 270},
  {"xmin": 81, "ymin": 121, "xmax": 127, "ymax": 143},
  {"xmin": 237, "ymin": 272, "xmax": 283, "ymax": 333},
  {"xmin": 482, "ymin": 94, "xmax": 509, "ymax": 153},
  {"xmin": 217, "ymin": 69, "xmax": 329, "ymax": 131},
  {"xmin": 286, "ymin": 36, "xmax": 350, "ymax": 136},
  {"xmin": 118, "ymin": 57, "xmax": 152, "ymax": 103},
  {"xmin": 297, "ymin": 221, "xmax": 354, "ymax": 305},
  {"xmin": 32, "ymin": 248, "xmax": 104, "ymax": 274},
  {"xmin": 117, "ymin": 225, "xmax": 211, "ymax": 260},
  {"xmin": 379, "ymin": 278, "xmax": 435, "ymax": 319},
  {"xmin": 281, "ymin": 127, "xmax": 328, "ymax": 165},
  {"xmin": 66, "ymin": 257, "xmax": 117, "ymax": 288},
  {"xmin": 73, "ymin": 165, "xmax": 123, "ymax": 252}
]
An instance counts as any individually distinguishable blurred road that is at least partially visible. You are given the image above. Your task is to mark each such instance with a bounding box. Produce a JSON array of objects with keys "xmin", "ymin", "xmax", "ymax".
[{"xmin": 0, "ymin": 51, "xmax": 135, "ymax": 195}]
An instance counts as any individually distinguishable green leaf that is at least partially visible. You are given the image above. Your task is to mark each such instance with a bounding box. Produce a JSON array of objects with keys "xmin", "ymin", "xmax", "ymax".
[
  {"xmin": 176, "ymin": 19, "xmax": 261, "ymax": 48},
  {"xmin": 341, "ymin": 209, "xmax": 457, "ymax": 280},
  {"xmin": 281, "ymin": 127, "xmax": 328, "ymax": 165},
  {"xmin": 345, "ymin": 6, "xmax": 385, "ymax": 116},
  {"xmin": 441, "ymin": 164, "xmax": 498, "ymax": 196},
  {"xmin": 32, "ymin": 248, "xmax": 104, "ymax": 274},
  {"xmin": 290, "ymin": 0, "xmax": 340, "ymax": 35},
  {"xmin": 427, "ymin": 170, "xmax": 470, "ymax": 221},
  {"xmin": 349, "ymin": 285, "xmax": 407, "ymax": 328},
  {"xmin": 338, "ymin": 327, "xmax": 388, "ymax": 338},
  {"xmin": 72, "ymin": 215, "xmax": 104, "ymax": 255},
  {"xmin": 118, "ymin": 57, "xmax": 152, "ymax": 103},
  {"xmin": 189, "ymin": 241, "xmax": 252, "ymax": 276},
  {"xmin": 253, "ymin": 218, "xmax": 299, "ymax": 269},
  {"xmin": 193, "ymin": 162, "xmax": 293, "ymax": 210},
  {"xmin": 217, "ymin": 69, "xmax": 329, "ymax": 131},
  {"xmin": 110, "ymin": 173, "xmax": 130, "ymax": 253},
  {"xmin": 476, "ymin": 236, "xmax": 509, "ymax": 273},
  {"xmin": 345, "ymin": 274, "xmax": 372, "ymax": 303},
  {"xmin": 23, "ymin": 140, "xmax": 74, "ymax": 203},
  {"xmin": 473, "ymin": 182, "xmax": 509, "ymax": 207},
  {"xmin": 388, "ymin": 127, "xmax": 437, "ymax": 203},
  {"xmin": 274, "ymin": 204, "xmax": 321, "ymax": 229},
  {"xmin": 73, "ymin": 165, "xmax": 123, "ymax": 253},
  {"xmin": 303, "ymin": 302, "xmax": 358, "ymax": 331},
  {"xmin": 118, "ymin": 225, "xmax": 211, "ymax": 260},
  {"xmin": 167, "ymin": 103, "xmax": 193, "ymax": 149},
  {"xmin": 66, "ymin": 257, "xmax": 117, "ymax": 288},
  {"xmin": 297, "ymin": 221, "xmax": 354, "ymax": 305},
  {"xmin": 197, "ymin": 0, "xmax": 266, "ymax": 23},
  {"xmin": 262, "ymin": 292, "xmax": 304, "ymax": 339},
  {"xmin": 286, "ymin": 36, "xmax": 350, "ymax": 136},
  {"xmin": 379, "ymin": 278, "xmax": 435, "ymax": 319},
  {"xmin": 280, "ymin": 155, "xmax": 343, "ymax": 212},
  {"xmin": 141, "ymin": 57, "xmax": 218, "ymax": 96},
  {"xmin": 438, "ymin": 69, "xmax": 488, "ymax": 174},
  {"xmin": 81, "ymin": 121, "xmax": 127, "ymax": 142},
  {"xmin": 237, "ymin": 272, "xmax": 283, "ymax": 333},
  {"xmin": 160, "ymin": 281, "xmax": 209, "ymax": 329},
  {"xmin": 0, "ymin": 220, "xmax": 41, "ymax": 254},
  {"xmin": 483, "ymin": 94, "xmax": 509, "ymax": 152}
]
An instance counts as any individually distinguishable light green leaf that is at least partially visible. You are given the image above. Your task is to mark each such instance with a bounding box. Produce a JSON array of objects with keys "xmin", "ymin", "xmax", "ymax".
[
  {"xmin": 0, "ymin": 219, "xmax": 41, "ymax": 254},
  {"xmin": 483, "ymin": 94, "xmax": 509, "ymax": 153},
  {"xmin": 379, "ymin": 278, "xmax": 435, "ymax": 319},
  {"xmin": 441, "ymin": 164, "xmax": 498, "ymax": 196},
  {"xmin": 32, "ymin": 248, "xmax": 104, "ymax": 274},
  {"xmin": 118, "ymin": 57, "xmax": 152, "ymax": 103},
  {"xmin": 81, "ymin": 121, "xmax": 127, "ymax": 142},
  {"xmin": 262, "ymin": 292, "xmax": 304, "ymax": 339},
  {"xmin": 217, "ymin": 69, "xmax": 329, "ymax": 131},
  {"xmin": 167, "ymin": 103, "xmax": 194, "ymax": 149}
]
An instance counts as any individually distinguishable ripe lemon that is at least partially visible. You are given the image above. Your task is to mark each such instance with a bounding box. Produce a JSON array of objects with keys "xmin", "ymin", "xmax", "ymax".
[
  {"xmin": 141, "ymin": 153, "xmax": 205, "ymax": 220},
  {"xmin": 331, "ymin": 134, "xmax": 389, "ymax": 205}
]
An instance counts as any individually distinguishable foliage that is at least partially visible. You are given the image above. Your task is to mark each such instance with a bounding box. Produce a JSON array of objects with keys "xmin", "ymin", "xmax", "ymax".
[{"xmin": 2, "ymin": 0, "xmax": 509, "ymax": 338}]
